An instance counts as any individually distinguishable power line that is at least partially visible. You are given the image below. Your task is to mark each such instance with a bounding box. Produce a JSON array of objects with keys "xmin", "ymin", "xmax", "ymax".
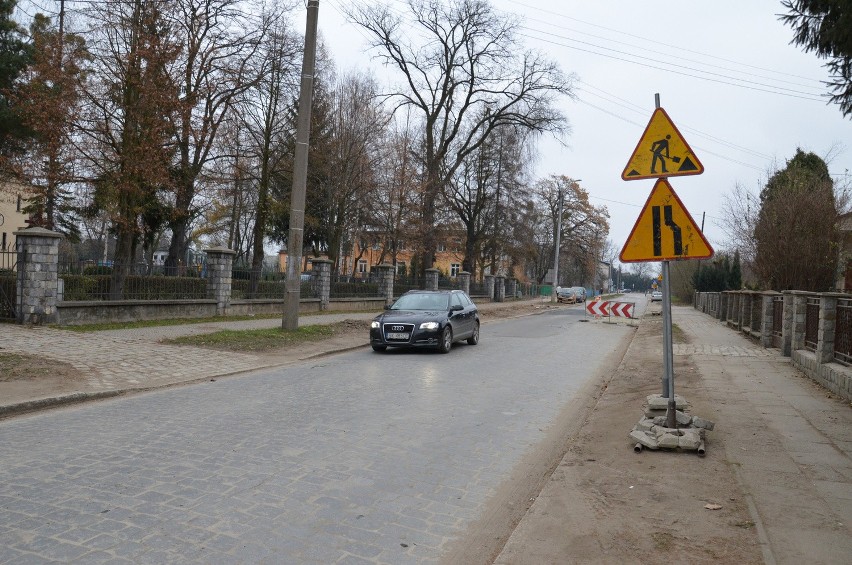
[
  {"xmin": 518, "ymin": 30, "xmax": 825, "ymax": 102},
  {"xmin": 502, "ymin": 0, "xmax": 823, "ymax": 85}
]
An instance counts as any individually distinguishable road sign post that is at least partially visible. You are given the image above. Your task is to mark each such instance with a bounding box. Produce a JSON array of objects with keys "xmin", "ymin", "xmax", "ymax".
[
  {"xmin": 661, "ymin": 260, "xmax": 676, "ymax": 427},
  {"xmin": 619, "ymin": 94, "xmax": 712, "ymax": 429}
]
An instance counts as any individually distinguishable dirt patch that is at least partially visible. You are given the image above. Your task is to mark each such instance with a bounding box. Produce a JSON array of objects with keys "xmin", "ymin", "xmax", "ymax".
[
  {"xmin": 0, "ymin": 353, "xmax": 84, "ymax": 382},
  {"xmin": 0, "ymin": 352, "xmax": 88, "ymax": 406},
  {"xmin": 457, "ymin": 312, "xmax": 762, "ymax": 565}
]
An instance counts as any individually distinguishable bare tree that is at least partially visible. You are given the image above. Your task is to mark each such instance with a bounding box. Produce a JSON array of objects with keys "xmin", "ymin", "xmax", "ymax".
[
  {"xmin": 238, "ymin": 5, "xmax": 299, "ymax": 295},
  {"xmin": 348, "ymin": 0, "xmax": 572, "ymax": 277},
  {"xmin": 534, "ymin": 175, "xmax": 609, "ymax": 286},
  {"xmin": 163, "ymin": 0, "xmax": 268, "ymax": 274},
  {"xmin": 78, "ymin": 0, "xmax": 180, "ymax": 298},
  {"xmin": 321, "ymin": 71, "xmax": 388, "ymax": 271},
  {"xmin": 370, "ymin": 115, "xmax": 420, "ymax": 275}
]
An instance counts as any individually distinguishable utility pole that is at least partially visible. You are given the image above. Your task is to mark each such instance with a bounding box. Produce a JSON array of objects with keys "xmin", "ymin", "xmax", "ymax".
[
  {"xmin": 551, "ymin": 187, "xmax": 563, "ymax": 303},
  {"xmin": 283, "ymin": 0, "xmax": 319, "ymax": 330}
]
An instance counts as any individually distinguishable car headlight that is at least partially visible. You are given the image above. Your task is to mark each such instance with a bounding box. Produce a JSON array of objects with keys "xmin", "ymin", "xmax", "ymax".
[
  {"xmin": 419, "ymin": 321, "xmax": 439, "ymax": 330},
  {"xmin": 371, "ymin": 321, "xmax": 380, "ymax": 329}
]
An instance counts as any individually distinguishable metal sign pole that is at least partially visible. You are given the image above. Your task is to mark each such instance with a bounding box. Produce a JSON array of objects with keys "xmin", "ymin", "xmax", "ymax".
[
  {"xmin": 661, "ymin": 260, "xmax": 677, "ymax": 427},
  {"xmin": 654, "ymin": 93, "xmax": 676, "ymax": 427}
]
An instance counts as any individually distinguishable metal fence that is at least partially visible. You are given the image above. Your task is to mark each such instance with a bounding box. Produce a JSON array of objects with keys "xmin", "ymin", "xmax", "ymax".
[
  {"xmin": 835, "ymin": 298, "xmax": 852, "ymax": 366},
  {"xmin": 772, "ymin": 295, "xmax": 783, "ymax": 338},
  {"xmin": 750, "ymin": 295, "xmax": 762, "ymax": 331},
  {"xmin": 804, "ymin": 297, "xmax": 820, "ymax": 351},
  {"xmin": 330, "ymin": 273, "xmax": 380, "ymax": 298},
  {"xmin": 59, "ymin": 261, "xmax": 208, "ymax": 301},
  {"xmin": 468, "ymin": 282, "xmax": 487, "ymax": 298},
  {"xmin": 0, "ymin": 244, "xmax": 18, "ymax": 320},
  {"xmin": 231, "ymin": 264, "xmax": 315, "ymax": 299},
  {"xmin": 517, "ymin": 282, "xmax": 539, "ymax": 297},
  {"xmin": 393, "ymin": 275, "xmax": 420, "ymax": 295}
]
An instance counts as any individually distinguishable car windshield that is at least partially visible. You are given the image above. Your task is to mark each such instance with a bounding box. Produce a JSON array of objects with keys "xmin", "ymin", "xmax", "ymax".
[{"xmin": 391, "ymin": 293, "xmax": 450, "ymax": 311}]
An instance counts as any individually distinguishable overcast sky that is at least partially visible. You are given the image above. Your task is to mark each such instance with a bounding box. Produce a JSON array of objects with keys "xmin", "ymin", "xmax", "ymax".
[{"xmin": 316, "ymin": 0, "xmax": 852, "ymax": 264}]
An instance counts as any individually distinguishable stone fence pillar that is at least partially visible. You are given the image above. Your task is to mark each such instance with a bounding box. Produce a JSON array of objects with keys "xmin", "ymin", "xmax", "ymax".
[
  {"xmin": 781, "ymin": 291, "xmax": 795, "ymax": 356},
  {"xmin": 494, "ymin": 275, "xmax": 505, "ymax": 302},
  {"xmin": 15, "ymin": 227, "xmax": 62, "ymax": 324},
  {"xmin": 205, "ymin": 247, "xmax": 235, "ymax": 316},
  {"xmin": 760, "ymin": 292, "xmax": 780, "ymax": 348},
  {"xmin": 719, "ymin": 292, "xmax": 729, "ymax": 322},
  {"xmin": 310, "ymin": 259, "xmax": 332, "ymax": 310},
  {"xmin": 458, "ymin": 271, "xmax": 471, "ymax": 295},
  {"xmin": 790, "ymin": 292, "xmax": 808, "ymax": 352},
  {"xmin": 425, "ymin": 268, "xmax": 439, "ymax": 291},
  {"xmin": 484, "ymin": 274, "xmax": 495, "ymax": 301},
  {"xmin": 373, "ymin": 263, "xmax": 395, "ymax": 305},
  {"xmin": 817, "ymin": 294, "xmax": 843, "ymax": 364},
  {"xmin": 506, "ymin": 278, "xmax": 517, "ymax": 300}
]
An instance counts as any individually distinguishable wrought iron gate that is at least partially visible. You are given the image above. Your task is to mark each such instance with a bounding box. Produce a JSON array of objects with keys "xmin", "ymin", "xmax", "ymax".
[{"xmin": 0, "ymin": 246, "xmax": 21, "ymax": 321}]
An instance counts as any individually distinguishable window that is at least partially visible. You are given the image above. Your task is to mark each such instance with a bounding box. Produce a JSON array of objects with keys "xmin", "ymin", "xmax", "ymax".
[
  {"xmin": 437, "ymin": 243, "xmax": 446, "ymax": 252},
  {"xmin": 357, "ymin": 260, "xmax": 367, "ymax": 273},
  {"xmin": 451, "ymin": 293, "xmax": 463, "ymax": 308},
  {"xmin": 450, "ymin": 263, "xmax": 460, "ymax": 277},
  {"xmin": 396, "ymin": 261, "xmax": 406, "ymax": 273}
]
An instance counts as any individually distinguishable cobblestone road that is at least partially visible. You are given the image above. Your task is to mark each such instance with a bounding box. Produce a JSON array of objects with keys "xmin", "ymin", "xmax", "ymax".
[{"xmin": 0, "ymin": 309, "xmax": 633, "ymax": 564}]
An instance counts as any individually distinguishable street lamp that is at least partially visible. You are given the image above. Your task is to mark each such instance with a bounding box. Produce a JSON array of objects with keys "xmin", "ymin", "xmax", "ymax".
[{"xmin": 551, "ymin": 178, "xmax": 581, "ymax": 302}]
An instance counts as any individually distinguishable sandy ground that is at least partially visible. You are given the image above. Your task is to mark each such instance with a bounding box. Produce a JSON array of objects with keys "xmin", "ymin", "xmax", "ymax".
[{"xmin": 489, "ymin": 314, "xmax": 762, "ymax": 564}]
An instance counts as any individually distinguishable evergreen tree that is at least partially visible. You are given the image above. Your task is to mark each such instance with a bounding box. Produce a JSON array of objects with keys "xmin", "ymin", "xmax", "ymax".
[
  {"xmin": 781, "ymin": 1, "xmax": 852, "ymax": 118},
  {"xmin": 0, "ymin": 0, "xmax": 33, "ymax": 157},
  {"xmin": 729, "ymin": 250, "xmax": 742, "ymax": 290},
  {"xmin": 15, "ymin": 13, "xmax": 89, "ymax": 239},
  {"xmin": 754, "ymin": 149, "xmax": 838, "ymax": 290}
]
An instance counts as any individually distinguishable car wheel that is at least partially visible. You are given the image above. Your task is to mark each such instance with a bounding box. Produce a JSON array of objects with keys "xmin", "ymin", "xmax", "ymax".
[
  {"xmin": 438, "ymin": 327, "xmax": 453, "ymax": 353},
  {"xmin": 371, "ymin": 345, "xmax": 387, "ymax": 352},
  {"xmin": 467, "ymin": 321, "xmax": 480, "ymax": 345}
]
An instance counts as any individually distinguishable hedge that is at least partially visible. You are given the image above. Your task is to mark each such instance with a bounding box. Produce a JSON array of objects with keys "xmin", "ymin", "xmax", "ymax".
[{"xmin": 60, "ymin": 274, "xmax": 207, "ymax": 301}]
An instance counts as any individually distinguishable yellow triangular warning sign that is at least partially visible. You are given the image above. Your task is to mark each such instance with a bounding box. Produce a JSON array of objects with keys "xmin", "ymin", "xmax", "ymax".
[
  {"xmin": 621, "ymin": 108, "xmax": 704, "ymax": 181},
  {"xmin": 620, "ymin": 179, "xmax": 713, "ymax": 262}
]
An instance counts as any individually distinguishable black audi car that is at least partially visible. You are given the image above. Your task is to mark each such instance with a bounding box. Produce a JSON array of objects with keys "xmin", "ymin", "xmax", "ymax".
[{"xmin": 369, "ymin": 290, "xmax": 480, "ymax": 353}]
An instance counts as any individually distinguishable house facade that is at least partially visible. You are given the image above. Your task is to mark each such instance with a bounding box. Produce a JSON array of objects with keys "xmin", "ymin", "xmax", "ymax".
[
  {"xmin": 278, "ymin": 233, "xmax": 521, "ymax": 282},
  {"xmin": 0, "ymin": 185, "xmax": 29, "ymax": 253}
]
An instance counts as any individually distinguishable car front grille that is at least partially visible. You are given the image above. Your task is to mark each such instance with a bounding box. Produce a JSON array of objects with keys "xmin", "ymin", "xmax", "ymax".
[{"xmin": 383, "ymin": 323, "xmax": 415, "ymax": 342}]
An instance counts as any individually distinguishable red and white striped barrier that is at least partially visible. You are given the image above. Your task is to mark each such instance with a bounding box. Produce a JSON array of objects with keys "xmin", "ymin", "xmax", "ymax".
[
  {"xmin": 610, "ymin": 302, "xmax": 635, "ymax": 318},
  {"xmin": 586, "ymin": 300, "xmax": 635, "ymax": 319}
]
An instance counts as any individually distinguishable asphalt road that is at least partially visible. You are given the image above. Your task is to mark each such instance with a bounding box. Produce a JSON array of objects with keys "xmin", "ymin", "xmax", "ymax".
[{"xmin": 0, "ymin": 307, "xmax": 634, "ymax": 564}]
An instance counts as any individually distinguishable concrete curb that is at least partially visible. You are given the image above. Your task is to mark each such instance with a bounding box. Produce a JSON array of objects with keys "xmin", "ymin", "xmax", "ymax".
[{"xmin": 0, "ymin": 301, "xmax": 555, "ymax": 419}]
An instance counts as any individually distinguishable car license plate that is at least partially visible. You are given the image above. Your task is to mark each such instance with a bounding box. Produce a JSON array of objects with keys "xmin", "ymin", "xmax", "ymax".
[{"xmin": 387, "ymin": 332, "xmax": 409, "ymax": 340}]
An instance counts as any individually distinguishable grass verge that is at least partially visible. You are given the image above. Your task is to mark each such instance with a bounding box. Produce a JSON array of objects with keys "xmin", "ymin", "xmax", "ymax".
[
  {"xmin": 54, "ymin": 310, "xmax": 373, "ymax": 333},
  {"xmin": 165, "ymin": 323, "xmax": 343, "ymax": 352}
]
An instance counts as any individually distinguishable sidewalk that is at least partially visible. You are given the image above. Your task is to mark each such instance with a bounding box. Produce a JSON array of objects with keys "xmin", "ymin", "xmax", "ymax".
[
  {"xmin": 0, "ymin": 298, "xmax": 554, "ymax": 416},
  {"xmin": 494, "ymin": 304, "xmax": 852, "ymax": 565}
]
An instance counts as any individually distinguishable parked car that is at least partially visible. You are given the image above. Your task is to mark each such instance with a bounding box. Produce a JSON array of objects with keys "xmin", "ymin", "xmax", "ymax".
[
  {"xmin": 650, "ymin": 290, "xmax": 663, "ymax": 302},
  {"xmin": 369, "ymin": 290, "xmax": 480, "ymax": 353},
  {"xmin": 556, "ymin": 286, "xmax": 586, "ymax": 304},
  {"xmin": 570, "ymin": 286, "xmax": 587, "ymax": 302},
  {"xmin": 555, "ymin": 286, "xmax": 576, "ymax": 303}
]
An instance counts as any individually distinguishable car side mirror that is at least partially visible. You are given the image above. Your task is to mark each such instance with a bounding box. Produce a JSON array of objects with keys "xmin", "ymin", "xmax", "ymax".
[{"xmin": 450, "ymin": 304, "xmax": 463, "ymax": 312}]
